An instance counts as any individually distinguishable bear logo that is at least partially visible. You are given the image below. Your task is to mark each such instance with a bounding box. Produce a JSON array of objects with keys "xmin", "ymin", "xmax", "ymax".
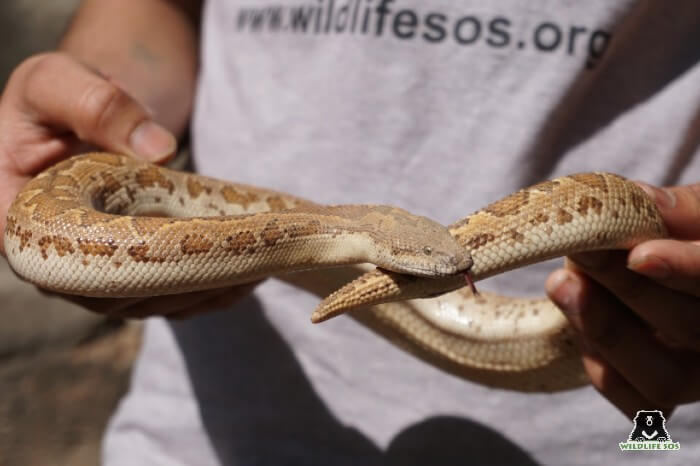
[{"xmin": 628, "ymin": 410, "xmax": 672, "ymax": 442}]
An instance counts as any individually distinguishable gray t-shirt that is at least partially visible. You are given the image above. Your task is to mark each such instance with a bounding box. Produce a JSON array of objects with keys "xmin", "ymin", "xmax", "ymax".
[{"xmin": 104, "ymin": 0, "xmax": 700, "ymax": 464}]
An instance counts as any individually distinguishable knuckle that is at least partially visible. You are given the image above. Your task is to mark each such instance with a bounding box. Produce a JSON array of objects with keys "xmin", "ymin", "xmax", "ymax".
[
  {"xmin": 689, "ymin": 185, "xmax": 700, "ymax": 203},
  {"xmin": 75, "ymin": 80, "xmax": 124, "ymax": 137},
  {"xmin": 25, "ymin": 52, "xmax": 64, "ymax": 73},
  {"xmin": 670, "ymin": 185, "xmax": 700, "ymax": 225},
  {"xmin": 23, "ymin": 52, "xmax": 73, "ymax": 84},
  {"xmin": 20, "ymin": 52, "xmax": 58, "ymax": 76},
  {"xmin": 687, "ymin": 187, "xmax": 700, "ymax": 223},
  {"xmin": 11, "ymin": 53, "xmax": 63, "ymax": 96}
]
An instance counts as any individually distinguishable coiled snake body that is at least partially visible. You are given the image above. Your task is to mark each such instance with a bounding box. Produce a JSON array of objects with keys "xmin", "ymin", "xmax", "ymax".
[{"xmin": 4, "ymin": 153, "xmax": 667, "ymax": 391}]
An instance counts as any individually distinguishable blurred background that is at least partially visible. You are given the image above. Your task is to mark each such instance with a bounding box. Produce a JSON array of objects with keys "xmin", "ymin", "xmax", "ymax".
[{"xmin": 1, "ymin": 2, "xmax": 141, "ymax": 465}]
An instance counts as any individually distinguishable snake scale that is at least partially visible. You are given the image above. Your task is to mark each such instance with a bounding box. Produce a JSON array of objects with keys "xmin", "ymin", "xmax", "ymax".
[{"xmin": 4, "ymin": 153, "xmax": 667, "ymax": 391}]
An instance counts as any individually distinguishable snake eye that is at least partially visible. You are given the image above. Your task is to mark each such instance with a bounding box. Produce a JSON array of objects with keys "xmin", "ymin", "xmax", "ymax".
[{"xmin": 423, "ymin": 246, "xmax": 432, "ymax": 256}]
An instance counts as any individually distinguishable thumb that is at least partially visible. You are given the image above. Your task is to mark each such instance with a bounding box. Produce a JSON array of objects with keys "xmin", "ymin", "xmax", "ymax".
[
  {"xmin": 637, "ymin": 182, "xmax": 700, "ymax": 240},
  {"xmin": 11, "ymin": 54, "xmax": 176, "ymax": 172}
]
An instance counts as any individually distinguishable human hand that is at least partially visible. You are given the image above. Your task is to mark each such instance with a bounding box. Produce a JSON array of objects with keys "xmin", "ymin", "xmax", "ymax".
[
  {"xmin": 48, "ymin": 282, "xmax": 262, "ymax": 320},
  {"xmin": 546, "ymin": 182, "xmax": 700, "ymax": 419},
  {"xmin": 0, "ymin": 52, "xmax": 258, "ymax": 318},
  {"xmin": 0, "ymin": 52, "xmax": 177, "ymax": 251}
]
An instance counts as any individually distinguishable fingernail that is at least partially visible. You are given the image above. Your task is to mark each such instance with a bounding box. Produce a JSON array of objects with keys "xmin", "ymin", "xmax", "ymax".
[
  {"xmin": 636, "ymin": 182, "xmax": 676, "ymax": 209},
  {"xmin": 546, "ymin": 270, "xmax": 582, "ymax": 315},
  {"xmin": 628, "ymin": 254, "xmax": 671, "ymax": 279},
  {"xmin": 129, "ymin": 120, "xmax": 176, "ymax": 161}
]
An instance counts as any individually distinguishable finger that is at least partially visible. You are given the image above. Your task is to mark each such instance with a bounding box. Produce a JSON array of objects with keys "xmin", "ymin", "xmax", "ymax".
[
  {"xmin": 168, "ymin": 283, "xmax": 259, "ymax": 320},
  {"xmin": 567, "ymin": 251, "xmax": 700, "ymax": 350},
  {"xmin": 12, "ymin": 53, "xmax": 175, "ymax": 172},
  {"xmin": 110, "ymin": 288, "xmax": 240, "ymax": 319},
  {"xmin": 628, "ymin": 239, "xmax": 700, "ymax": 296},
  {"xmin": 546, "ymin": 269, "xmax": 693, "ymax": 406},
  {"xmin": 637, "ymin": 182, "xmax": 700, "ymax": 239},
  {"xmin": 115, "ymin": 281, "xmax": 262, "ymax": 319},
  {"xmin": 49, "ymin": 292, "xmax": 144, "ymax": 315},
  {"xmin": 578, "ymin": 349, "xmax": 673, "ymax": 420},
  {"xmin": 48, "ymin": 287, "xmax": 234, "ymax": 319}
]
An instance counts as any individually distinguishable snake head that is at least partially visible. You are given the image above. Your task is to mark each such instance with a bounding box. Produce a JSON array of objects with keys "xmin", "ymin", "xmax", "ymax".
[
  {"xmin": 423, "ymin": 244, "xmax": 474, "ymax": 276},
  {"xmin": 365, "ymin": 206, "xmax": 472, "ymax": 277},
  {"xmin": 397, "ymin": 231, "xmax": 473, "ymax": 277}
]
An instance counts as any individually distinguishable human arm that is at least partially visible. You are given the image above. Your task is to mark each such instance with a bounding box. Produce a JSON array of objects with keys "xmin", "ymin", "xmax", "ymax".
[{"xmin": 546, "ymin": 182, "xmax": 700, "ymax": 418}]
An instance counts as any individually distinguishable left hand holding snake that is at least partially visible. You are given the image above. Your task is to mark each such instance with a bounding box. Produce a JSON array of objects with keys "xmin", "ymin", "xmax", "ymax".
[
  {"xmin": 0, "ymin": 54, "xmax": 256, "ymax": 319},
  {"xmin": 547, "ymin": 182, "xmax": 700, "ymax": 419}
]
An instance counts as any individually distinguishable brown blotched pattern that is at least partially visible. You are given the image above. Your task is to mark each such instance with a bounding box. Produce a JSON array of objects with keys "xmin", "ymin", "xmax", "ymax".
[
  {"xmin": 483, "ymin": 190, "xmax": 530, "ymax": 217},
  {"xmin": 313, "ymin": 172, "xmax": 667, "ymax": 349},
  {"xmin": 77, "ymin": 238, "xmax": 118, "ymax": 257},
  {"xmin": 135, "ymin": 167, "xmax": 175, "ymax": 194},
  {"xmin": 4, "ymin": 153, "xmax": 467, "ymax": 298},
  {"xmin": 38, "ymin": 236, "xmax": 75, "ymax": 260},
  {"xmin": 446, "ymin": 172, "xmax": 667, "ymax": 280},
  {"xmin": 570, "ymin": 172, "xmax": 610, "ymax": 193},
  {"xmin": 308, "ymin": 171, "xmax": 667, "ymax": 391},
  {"xmin": 220, "ymin": 186, "xmax": 260, "ymax": 209},
  {"xmin": 186, "ymin": 177, "xmax": 213, "ymax": 199}
]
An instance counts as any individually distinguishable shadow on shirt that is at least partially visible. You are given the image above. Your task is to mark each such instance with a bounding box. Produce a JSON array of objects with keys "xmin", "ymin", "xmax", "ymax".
[
  {"xmin": 515, "ymin": 1, "xmax": 700, "ymax": 186},
  {"xmin": 171, "ymin": 294, "xmax": 538, "ymax": 466}
]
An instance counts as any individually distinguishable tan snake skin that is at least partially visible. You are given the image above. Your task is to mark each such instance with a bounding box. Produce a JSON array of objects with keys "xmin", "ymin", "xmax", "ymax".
[
  {"xmin": 4, "ymin": 153, "xmax": 468, "ymax": 297},
  {"xmin": 309, "ymin": 171, "xmax": 667, "ymax": 390},
  {"xmin": 4, "ymin": 153, "xmax": 667, "ymax": 392}
]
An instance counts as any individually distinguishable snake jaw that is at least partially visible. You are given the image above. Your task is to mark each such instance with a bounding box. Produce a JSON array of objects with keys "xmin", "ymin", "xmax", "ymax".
[
  {"xmin": 422, "ymin": 247, "xmax": 473, "ymax": 277},
  {"xmin": 393, "ymin": 250, "xmax": 472, "ymax": 278},
  {"xmin": 365, "ymin": 206, "xmax": 470, "ymax": 277}
]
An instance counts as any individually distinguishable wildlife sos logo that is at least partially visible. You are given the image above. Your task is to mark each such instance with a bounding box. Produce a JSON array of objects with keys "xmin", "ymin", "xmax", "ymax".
[{"xmin": 619, "ymin": 410, "xmax": 680, "ymax": 451}]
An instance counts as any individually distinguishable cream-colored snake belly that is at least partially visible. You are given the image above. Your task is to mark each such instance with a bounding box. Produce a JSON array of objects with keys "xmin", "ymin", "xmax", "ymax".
[{"xmin": 4, "ymin": 153, "xmax": 667, "ymax": 392}]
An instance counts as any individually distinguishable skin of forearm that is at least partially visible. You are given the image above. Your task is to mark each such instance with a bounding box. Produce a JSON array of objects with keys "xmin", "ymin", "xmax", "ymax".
[{"xmin": 59, "ymin": 0, "xmax": 202, "ymax": 136}]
